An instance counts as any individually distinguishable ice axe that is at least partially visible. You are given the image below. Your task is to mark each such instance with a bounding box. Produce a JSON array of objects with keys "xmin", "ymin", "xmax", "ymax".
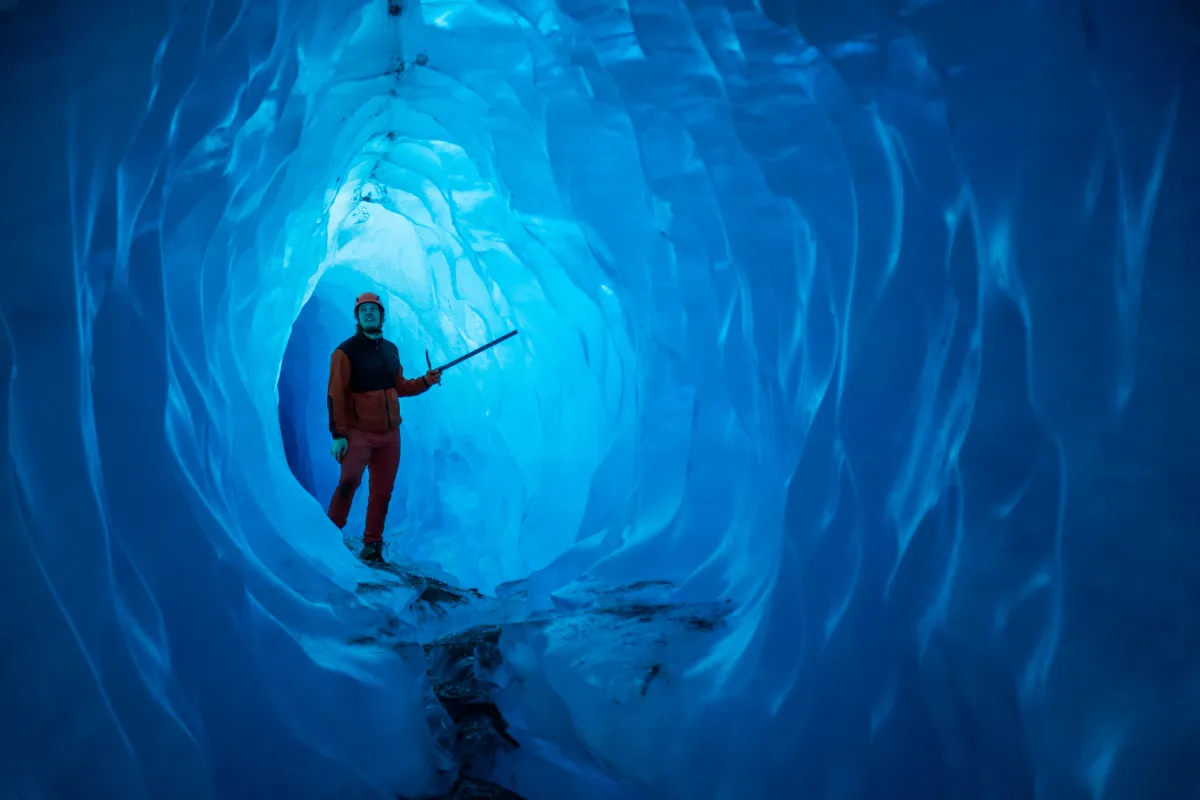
[{"xmin": 426, "ymin": 329, "xmax": 520, "ymax": 374}]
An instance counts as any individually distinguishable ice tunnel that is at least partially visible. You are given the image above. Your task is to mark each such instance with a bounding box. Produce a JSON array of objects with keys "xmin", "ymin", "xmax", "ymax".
[{"xmin": 1, "ymin": 0, "xmax": 1197, "ymax": 797}]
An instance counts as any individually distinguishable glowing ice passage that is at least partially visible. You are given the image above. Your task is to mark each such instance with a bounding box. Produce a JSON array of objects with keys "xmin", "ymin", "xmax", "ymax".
[{"xmin": 1, "ymin": 0, "xmax": 1196, "ymax": 797}]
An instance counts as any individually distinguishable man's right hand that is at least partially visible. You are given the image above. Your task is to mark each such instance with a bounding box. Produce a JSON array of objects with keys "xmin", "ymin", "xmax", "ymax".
[{"xmin": 331, "ymin": 437, "xmax": 348, "ymax": 463}]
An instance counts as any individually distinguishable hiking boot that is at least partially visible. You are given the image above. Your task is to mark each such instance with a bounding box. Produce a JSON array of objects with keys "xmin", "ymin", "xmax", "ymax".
[{"xmin": 360, "ymin": 541, "xmax": 387, "ymax": 563}]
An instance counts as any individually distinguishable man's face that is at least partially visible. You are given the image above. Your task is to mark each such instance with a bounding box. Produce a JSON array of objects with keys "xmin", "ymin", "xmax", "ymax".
[{"xmin": 357, "ymin": 302, "xmax": 382, "ymax": 331}]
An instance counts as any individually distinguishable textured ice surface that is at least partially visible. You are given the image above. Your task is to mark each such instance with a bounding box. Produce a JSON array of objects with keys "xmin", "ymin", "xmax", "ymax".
[{"xmin": 1, "ymin": 0, "xmax": 1197, "ymax": 797}]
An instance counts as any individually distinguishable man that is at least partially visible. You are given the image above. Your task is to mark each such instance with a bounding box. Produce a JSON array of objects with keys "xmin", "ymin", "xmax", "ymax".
[{"xmin": 326, "ymin": 292, "xmax": 442, "ymax": 562}]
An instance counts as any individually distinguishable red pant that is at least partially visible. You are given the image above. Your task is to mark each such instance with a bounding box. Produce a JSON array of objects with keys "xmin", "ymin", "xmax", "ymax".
[{"xmin": 326, "ymin": 428, "xmax": 401, "ymax": 544}]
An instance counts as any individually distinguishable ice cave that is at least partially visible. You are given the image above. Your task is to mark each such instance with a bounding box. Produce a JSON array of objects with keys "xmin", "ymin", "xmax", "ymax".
[{"xmin": 0, "ymin": 0, "xmax": 1196, "ymax": 797}]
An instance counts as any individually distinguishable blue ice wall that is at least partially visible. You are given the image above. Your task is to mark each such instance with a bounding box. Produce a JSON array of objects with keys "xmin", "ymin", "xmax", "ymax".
[{"xmin": 1, "ymin": 0, "xmax": 1197, "ymax": 797}]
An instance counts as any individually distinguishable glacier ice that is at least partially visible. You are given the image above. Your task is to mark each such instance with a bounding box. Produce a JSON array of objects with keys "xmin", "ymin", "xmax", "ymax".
[{"xmin": 0, "ymin": 0, "xmax": 1196, "ymax": 797}]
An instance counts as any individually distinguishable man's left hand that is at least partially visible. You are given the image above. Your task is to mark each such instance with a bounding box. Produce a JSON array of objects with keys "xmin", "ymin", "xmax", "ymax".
[{"xmin": 425, "ymin": 369, "xmax": 442, "ymax": 386}]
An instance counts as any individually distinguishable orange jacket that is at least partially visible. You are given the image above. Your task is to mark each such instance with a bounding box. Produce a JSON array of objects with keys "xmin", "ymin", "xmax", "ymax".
[{"xmin": 327, "ymin": 332, "xmax": 431, "ymax": 438}]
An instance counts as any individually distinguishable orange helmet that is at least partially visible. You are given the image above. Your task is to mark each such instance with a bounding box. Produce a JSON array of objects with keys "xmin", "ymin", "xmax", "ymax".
[{"xmin": 354, "ymin": 292, "xmax": 384, "ymax": 319}]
